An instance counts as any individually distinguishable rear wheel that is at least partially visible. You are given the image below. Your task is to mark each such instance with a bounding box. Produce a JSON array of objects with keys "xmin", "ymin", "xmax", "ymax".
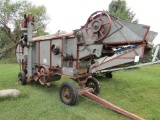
[
  {"xmin": 59, "ymin": 82, "xmax": 78, "ymax": 106},
  {"xmin": 85, "ymin": 77, "xmax": 100, "ymax": 94},
  {"xmin": 18, "ymin": 71, "xmax": 26, "ymax": 85}
]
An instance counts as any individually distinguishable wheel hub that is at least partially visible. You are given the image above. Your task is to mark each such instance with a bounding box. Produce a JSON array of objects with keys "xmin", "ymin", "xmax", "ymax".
[
  {"xmin": 91, "ymin": 19, "xmax": 102, "ymax": 33},
  {"xmin": 62, "ymin": 87, "xmax": 72, "ymax": 102}
]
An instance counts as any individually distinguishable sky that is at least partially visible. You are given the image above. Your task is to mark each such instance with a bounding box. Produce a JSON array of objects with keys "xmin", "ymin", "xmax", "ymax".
[{"xmin": 28, "ymin": 0, "xmax": 160, "ymax": 45}]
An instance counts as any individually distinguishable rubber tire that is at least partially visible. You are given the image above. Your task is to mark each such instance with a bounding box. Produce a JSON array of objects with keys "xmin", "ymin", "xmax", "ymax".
[
  {"xmin": 18, "ymin": 71, "xmax": 26, "ymax": 85},
  {"xmin": 59, "ymin": 82, "xmax": 78, "ymax": 106},
  {"xmin": 85, "ymin": 77, "xmax": 100, "ymax": 95},
  {"xmin": 105, "ymin": 72, "xmax": 112, "ymax": 78}
]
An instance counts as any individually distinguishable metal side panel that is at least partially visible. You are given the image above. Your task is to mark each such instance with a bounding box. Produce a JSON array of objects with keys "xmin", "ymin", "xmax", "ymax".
[
  {"xmin": 62, "ymin": 67, "xmax": 78, "ymax": 76},
  {"xmin": 64, "ymin": 38, "xmax": 77, "ymax": 58},
  {"xmin": 79, "ymin": 45, "xmax": 103, "ymax": 59},
  {"xmin": 119, "ymin": 20, "xmax": 149, "ymax": 39},
  {"xmin": 146, "ymin": 31, "xmax": 158, "ymax": 42},
  {"xmin": 52, "ymin": 39, "xmax": 62, "ymax": 67},
  {"xmin": 79, "ymin": 46, "xmax": 92, "ymax": 59},
  {"xmin": 40, "ymin": 41, "xmax": 50, "ymax": 66},
  {"xmin": 32, "ymin": 42, "xmax": 38, "ymax": 65},
  {"xmin": 103, "ymin": 20, "xmax": 149, "ymax": 44},
  {"xmin": 63, "ymin": 38, "xmax": 77, "ymax": 67}
]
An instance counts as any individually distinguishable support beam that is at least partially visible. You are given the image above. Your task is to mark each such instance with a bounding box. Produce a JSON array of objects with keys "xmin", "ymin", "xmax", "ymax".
[
  {"xmin": 79, "ymin": 88, "xmax": 144, "ymax": 120},
  {"xmin": 27, "ymin": 14, "xmax": 33, "ymax": 77}
]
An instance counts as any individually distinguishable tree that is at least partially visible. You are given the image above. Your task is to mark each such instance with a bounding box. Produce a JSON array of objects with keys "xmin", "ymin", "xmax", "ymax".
[
  {"xmin": 108, "ymin": 0, "xmax": 138, "ymax": 23},
  {"xmin": 0, "ymin": 0, "xmax": 50, "ymax": 59}
]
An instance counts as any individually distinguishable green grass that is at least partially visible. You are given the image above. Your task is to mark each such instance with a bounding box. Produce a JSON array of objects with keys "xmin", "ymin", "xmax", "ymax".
[{"xmin": 0, "ymin": 64, "xmax": 160, "ymax": 120}]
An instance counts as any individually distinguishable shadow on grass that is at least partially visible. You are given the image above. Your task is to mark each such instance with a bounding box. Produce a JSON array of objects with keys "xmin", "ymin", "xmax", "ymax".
[
  {"xmin": 94, "ymin": 75, "xmax": 113, "ymax": 82},
  {"xmin": 26, "ymin": 81, "xmax": 60, "ymax": 94}
]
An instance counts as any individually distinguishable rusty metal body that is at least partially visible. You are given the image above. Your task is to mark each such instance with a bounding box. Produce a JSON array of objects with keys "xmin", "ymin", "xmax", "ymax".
[
  {"xmin": 16, "ymin": 11, "xmax": 158, "ymax": 119},
  {"xmin": 16, "ymin": 11, "xmax": 157, "ymax": 85}
]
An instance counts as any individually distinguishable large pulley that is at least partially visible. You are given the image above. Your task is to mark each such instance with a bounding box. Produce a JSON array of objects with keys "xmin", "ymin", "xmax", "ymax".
[
  {"xmin": 38, "ymin": 66, "xmax": 50, "ymax": 85},
  {"xmin": 85, "ymin": 11, "xmax": 112, "ymax": 41}
]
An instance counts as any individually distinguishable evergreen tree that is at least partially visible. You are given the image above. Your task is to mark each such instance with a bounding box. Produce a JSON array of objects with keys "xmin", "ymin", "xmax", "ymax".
[{"xmin": 109, "ymin": 0, "xmax": 138, "ymax": 23}]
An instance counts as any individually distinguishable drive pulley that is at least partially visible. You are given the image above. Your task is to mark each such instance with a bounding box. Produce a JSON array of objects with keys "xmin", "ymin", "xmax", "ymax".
[{"xmin": 85, "ymin": 11, "xmax": 112, "ymax": 41}]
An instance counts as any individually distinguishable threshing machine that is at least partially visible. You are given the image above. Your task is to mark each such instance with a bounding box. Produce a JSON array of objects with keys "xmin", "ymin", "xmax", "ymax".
[{"xmin": 16, "ymin": 11, "xmax": 158, "ymax": 119}]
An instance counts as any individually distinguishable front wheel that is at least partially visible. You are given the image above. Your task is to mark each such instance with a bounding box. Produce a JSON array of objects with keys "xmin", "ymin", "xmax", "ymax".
[
  {"xmin": 85, "ymin": 77, "xmax": 100, "ymax": 95},
  {"xmin": 59, "ymin": 82, "xmax": 78, "ymax": 106}
]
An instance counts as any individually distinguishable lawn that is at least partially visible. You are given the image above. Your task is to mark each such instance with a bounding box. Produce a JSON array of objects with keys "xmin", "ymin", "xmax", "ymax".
[{"xmin": 0, "ymin": 63, "xmax": 160, "ymax": 120}]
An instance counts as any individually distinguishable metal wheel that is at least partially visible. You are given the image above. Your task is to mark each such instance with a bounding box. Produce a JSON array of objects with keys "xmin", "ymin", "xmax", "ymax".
[
  {"xmin": 85, "ymin": 77, "xmax": 100, "ymax": 94},
  {"xmin": 85, "ymin": 11, "xmax": 112, "ymax": 41},
  {"xmin": 39, "ymin": 66, "xmax": 50, "ymax": 85},
  {"xmin": 59, "ymin": 82, "xmax": 78, "ymax": 106},
  {"xmin": 18, "ymin": 71, "xmax": 26, "ymax": 85}
]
